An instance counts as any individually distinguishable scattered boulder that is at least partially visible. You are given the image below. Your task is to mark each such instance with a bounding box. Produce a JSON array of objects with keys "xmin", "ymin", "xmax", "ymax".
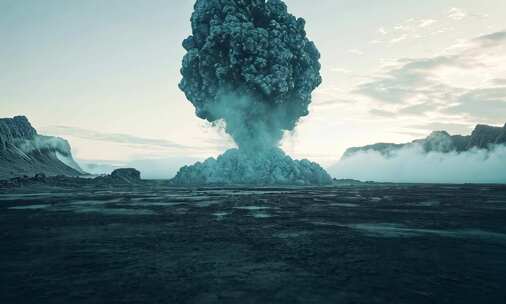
[{"xmin": 110, "ymin": 168, "xmax": 141, "ymax": 183}]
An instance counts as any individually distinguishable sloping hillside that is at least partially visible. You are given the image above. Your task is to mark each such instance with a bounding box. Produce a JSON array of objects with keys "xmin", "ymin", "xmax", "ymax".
[{"xmin": 0, "ymin": 116, "xmax": 84, "ymax": 179}]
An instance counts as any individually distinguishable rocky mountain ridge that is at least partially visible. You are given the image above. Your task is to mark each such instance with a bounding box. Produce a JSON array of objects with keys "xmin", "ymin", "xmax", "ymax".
[
  {"xmin": 0, "ymin": 116, "xmax": 84, "ymax": 180},
  {"xmin": 343, "ymin": 123, "xmax": 506, "ymax": 159}
]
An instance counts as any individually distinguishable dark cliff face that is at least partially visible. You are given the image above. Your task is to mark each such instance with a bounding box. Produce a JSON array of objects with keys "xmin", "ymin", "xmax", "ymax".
[
  {"xmin": 498, "ymin": 123, "xmax": 506, "ymax": 143},
  {"xmin": 418, "ymin": 131, "xmax": 455, "ymax": 153},
  {"xmin": 0, "ymin": 116, "xmax": 37, "ymax": 150},
  {"xmin": 342, "ymin": 123, "xmax": 506, "ymax": 159},
  {"xmin": 0, "ymin": 116, "xmax": 84, "ymax": 180},
  {"xmin": 467, "ymin": 124, "xmax": 506, "ymax": 149}
]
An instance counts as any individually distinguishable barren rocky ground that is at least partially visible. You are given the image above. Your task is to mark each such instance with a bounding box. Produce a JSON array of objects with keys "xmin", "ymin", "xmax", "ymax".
[{"xmin": 1, "ymin": 183, "xmax": 506, "ymax": 303}]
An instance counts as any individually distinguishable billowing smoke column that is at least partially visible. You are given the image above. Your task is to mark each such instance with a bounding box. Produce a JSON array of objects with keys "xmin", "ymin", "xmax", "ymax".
[
  {"xmin": 172, "ymin": 0, "xmax": 331, "ymax": 185},
  {"xmin": 179, "ymin": 0, "xmax": 321, "ymax": 150}
]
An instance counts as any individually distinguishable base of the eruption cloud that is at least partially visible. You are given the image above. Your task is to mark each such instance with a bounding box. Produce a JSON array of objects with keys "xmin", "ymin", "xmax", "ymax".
[{"xmin": 170, "ymin": 148, "xmax": 332, "ymax": 186}]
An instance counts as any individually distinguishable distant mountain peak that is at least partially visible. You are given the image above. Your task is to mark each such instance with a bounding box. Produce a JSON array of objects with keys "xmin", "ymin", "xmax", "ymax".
[
  {"xmin": 427, "ymin": 130, "xmax": 450, "ymax": 138},
  {"xmin": 342, "ymin": 122, "xmax": 506, "ymax": 159},
  {"xmin": 0, "ymin": 116, "xmax": 38, "ymax": 148},
  {"xmin": 0, "ymin": 116, "xmax": 85, "ymax": 180}
]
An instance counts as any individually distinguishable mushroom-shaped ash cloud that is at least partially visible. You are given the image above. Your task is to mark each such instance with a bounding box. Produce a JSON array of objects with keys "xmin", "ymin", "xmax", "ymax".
[
  {"xmin": 173, "ymin": 0, "xmax": 330, "ymax": 185},
  {"xmin": 179, "ymin": 0, "xmax": 321, "ymax": 150}
]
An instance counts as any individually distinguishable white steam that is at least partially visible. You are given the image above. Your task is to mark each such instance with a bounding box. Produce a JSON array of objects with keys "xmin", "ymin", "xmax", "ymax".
[
  {"xmin": 17, "ymin": 135, "xmax": 85, "ymax": 173},
  {"xmin": 19, "ymin": 135, "xmax": 71, "ymax": 155},
  {"xmin": 329, "ymin": 144, "xmax": 506, "ymax": 183}
]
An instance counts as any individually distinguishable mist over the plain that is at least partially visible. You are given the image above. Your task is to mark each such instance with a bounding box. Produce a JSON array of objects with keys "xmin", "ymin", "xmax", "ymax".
[
  {"xmin": 79, "ymin": 157, "xmax": 202, "ymax": 180},
  {"xmin": 329, "ymin": 144, "xmax": 506, "ymax": 184},
  {"xmin": 79, "ymin": 143, "xmax": 506, "ymax": 183}
]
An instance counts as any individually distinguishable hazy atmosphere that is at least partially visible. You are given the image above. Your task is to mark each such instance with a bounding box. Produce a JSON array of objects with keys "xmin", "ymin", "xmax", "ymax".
[
  {"xmin": 1, "ymin": 0, "xmax": 505, "ymax": 180},
  {"xmin": 2, "ymin": 2, "xmax": 506, "ymax": 303}
]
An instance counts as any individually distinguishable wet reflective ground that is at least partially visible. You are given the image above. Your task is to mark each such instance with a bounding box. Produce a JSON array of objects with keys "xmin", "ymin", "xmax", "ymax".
[{"xmin": 1, "ymin": 184, "xmax": 506, "ymax": 303}]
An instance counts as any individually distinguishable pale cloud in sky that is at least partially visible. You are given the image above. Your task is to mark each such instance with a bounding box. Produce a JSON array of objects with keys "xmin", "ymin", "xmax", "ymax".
[
  {"xmin": 330, "ymin": 67, "xmax": 351, "ymax": 74},
  {"xmin": 448, "ymin": 8, "xmax": 467, "ymax": 21},
  {"xmin": 43, "ymin": 126, "xmax": 190, "ymax": 150},
  {"xmin": 41, "ymin": 125, "xmax": 232, "ymax": 165},
  {"xmin": 348, "ymin": 49, "xmax": 364, "ymax": 56},
  {"xmin": 390, "ymin": 34, "xmax": 408, "ymax": 44},
  {"xmin": 352, "ymin": 30, "xmax": 506, "ymax": 128},
  {"xmin": 419, "ymin": 19, "xmax": 437, "ymax": 28}
]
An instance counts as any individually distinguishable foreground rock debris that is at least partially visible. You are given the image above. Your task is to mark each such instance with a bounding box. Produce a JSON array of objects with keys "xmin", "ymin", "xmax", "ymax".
[{"xmin": 0, "ymin": 168, "xmax": 144, "ymax": 189}]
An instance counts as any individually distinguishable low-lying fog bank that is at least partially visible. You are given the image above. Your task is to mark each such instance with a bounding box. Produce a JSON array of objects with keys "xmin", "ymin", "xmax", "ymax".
[{"xmin": 329, "ymin": 145, "xmax": 506, "ymax": 184}]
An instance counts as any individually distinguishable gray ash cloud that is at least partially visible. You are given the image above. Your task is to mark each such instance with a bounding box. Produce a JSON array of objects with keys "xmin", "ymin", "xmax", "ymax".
[
  {"xmin": 179, "ymin": 0, "xmax": 321, "ymax": 150},
  {"xmin": 173, "ymin": 0, "xmax": 330, "ymax": 185},
  {"xmin": 171, "ymin": 148, "xmax": 332, "ymax": 186}
]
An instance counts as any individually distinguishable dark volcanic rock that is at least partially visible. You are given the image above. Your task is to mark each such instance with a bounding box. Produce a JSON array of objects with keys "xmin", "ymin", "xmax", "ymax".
[
  {"xmin": 0, "ymin": 116, "xmax": 84, "ymax": 180},
  {"xmin": 91, "ymin": 168, "xmax": 143, "ymax": 186},
  {"xmin": 111, "ymin": 168, "xmax": 141, "ymax": 183},
  {"xmin": 467, "ymin": 124, "xmax": 506, "ymax": 149},
  {"xmin": 498, "ymin": 123, "xmax": 506, "ymax": 143},
  {"xmin": 0, "ymin": 168, "xmax": 145, "ymax": 189},
  {"xmin": 343, "ymin": 122, "xmax": 506, "ymax": 159},
  {"xmin": 0, "ymin": 116, "xmax": 37, "ymax": 149}
]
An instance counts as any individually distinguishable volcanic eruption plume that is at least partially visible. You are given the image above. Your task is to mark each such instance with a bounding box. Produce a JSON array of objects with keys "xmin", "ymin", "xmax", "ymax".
[
  {"xmin": 172, "ymin": 0, "xmax": 331, "ymax": 185},
  {"xmin": 179, "ymin": 0, "xmax": 321, "ymax": 150}
]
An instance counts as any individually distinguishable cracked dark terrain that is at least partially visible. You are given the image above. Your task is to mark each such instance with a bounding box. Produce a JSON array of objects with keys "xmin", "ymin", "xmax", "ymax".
[{"xmin": 1, "ymin": 183, "xmax": 506, "ymax": 304}]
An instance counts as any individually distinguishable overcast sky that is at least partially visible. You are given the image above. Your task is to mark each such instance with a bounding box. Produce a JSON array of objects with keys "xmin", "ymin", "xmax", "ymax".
[{"xmin": 1, "ymin": 0, "xmax": 505, "ymax": 177}]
